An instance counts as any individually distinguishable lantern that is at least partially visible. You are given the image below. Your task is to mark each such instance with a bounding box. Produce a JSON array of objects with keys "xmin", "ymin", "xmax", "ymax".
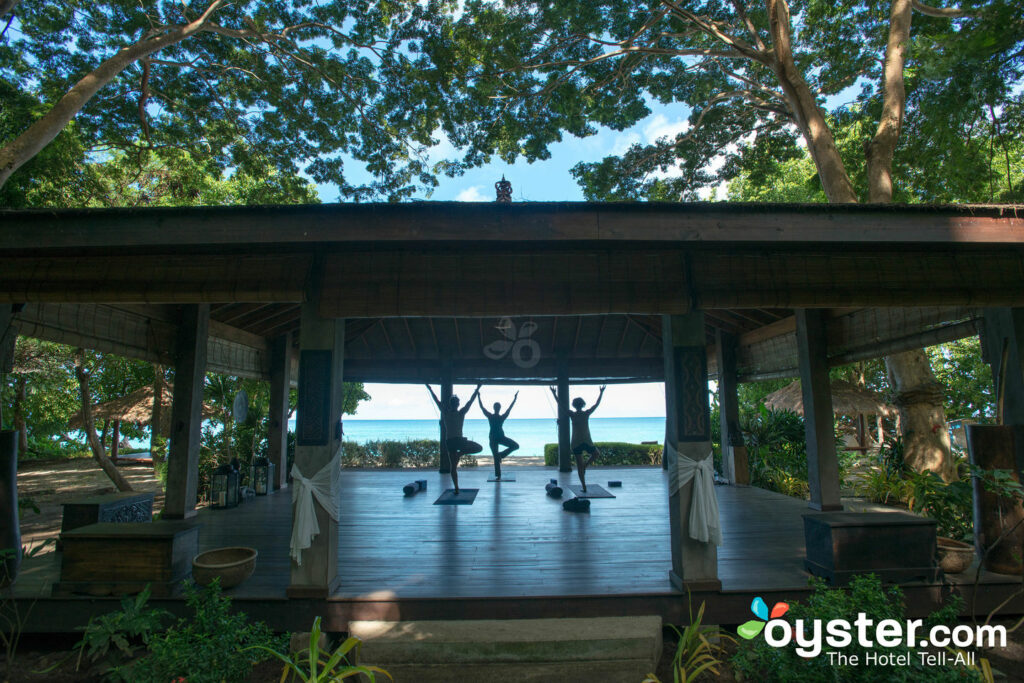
[
  {"xmin": 254, "ymin": 458, "xmax": 274, "ymax": 495},
  {"xmin": 211, "ymin": 465, "xmax": 239, "ymax": 509}
]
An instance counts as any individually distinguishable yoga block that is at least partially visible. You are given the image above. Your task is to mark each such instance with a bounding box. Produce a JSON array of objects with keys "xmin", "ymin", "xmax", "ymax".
[
  {"xmin": 608, "ymin": 481, "xmax": 622, "ymax": 487},
  {"xmin": 803, "ymin": 512, "xmax": 939, "ymax": 585},
  {"xmin": 54, "ymin": 521, "xmax": 200, "ymax": 597}
]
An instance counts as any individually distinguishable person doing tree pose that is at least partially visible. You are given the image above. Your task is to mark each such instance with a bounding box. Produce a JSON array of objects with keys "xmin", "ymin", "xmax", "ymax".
[
  {"xmin": 550, "ymin": 385, "xmax": 605, "ymax": 492},
  {"xmin": 478, "ymin": 391, "xmax": 520, "ymax": 480},
  {"xmin": 426, "ymin": 384, "xmax": 482, "ymax": 494}
]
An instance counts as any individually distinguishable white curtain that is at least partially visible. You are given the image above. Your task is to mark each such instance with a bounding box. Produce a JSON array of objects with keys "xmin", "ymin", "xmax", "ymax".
[
  {"xmin": 666, "ymin": 443, "xmax": 722, "ymax": 546},
  {"xmin": 289, "ymin": 448, "xmax": 342, "ymax": 565}
]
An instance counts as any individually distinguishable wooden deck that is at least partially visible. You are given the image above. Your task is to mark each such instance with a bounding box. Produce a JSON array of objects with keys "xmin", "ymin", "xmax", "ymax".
[{"xmin": 13, "ymin": 466, "xmax": 1024, "ymax": 632}]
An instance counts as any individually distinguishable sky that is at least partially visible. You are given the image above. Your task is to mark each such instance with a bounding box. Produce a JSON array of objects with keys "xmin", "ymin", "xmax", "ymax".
[{"xmin": 349, "ymin": 382, "xmax": 668, "ymax": 420}]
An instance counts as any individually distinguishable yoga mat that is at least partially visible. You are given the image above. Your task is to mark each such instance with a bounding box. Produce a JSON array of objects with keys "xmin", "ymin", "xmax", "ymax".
[
  {"xmin": 567, "ymin": 484, "xmax": 615, "ymax": 499},
  {"xmin": 487, "ymin": 474, "xmax": 516, "ymax": 482},
  {"xmin": 433, "ymin": 488, "xmax": 479, "ymax": 505}
]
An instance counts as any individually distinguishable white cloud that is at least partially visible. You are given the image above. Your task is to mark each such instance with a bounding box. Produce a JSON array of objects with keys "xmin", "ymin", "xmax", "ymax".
[
  {"xmin": 455, "ymin": 186, "xmax": 489, "ymax": 202},
  {"xmin": 643, "ymin": 114, "xmax": 691, "ymax": 144}
]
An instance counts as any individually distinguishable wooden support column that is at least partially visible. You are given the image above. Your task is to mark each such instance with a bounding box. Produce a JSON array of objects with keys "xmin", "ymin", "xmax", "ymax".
[
  {"xmin": 268, "ymin": 332, "xmax": 293, "ymax": 491},
  {"xmin": 795, "ymin": 309, "xmax": 843, "ymax": 511},
  {"xmin": 663, "ymin": 312, "xmax": 719, "ymax": 590},
  {"xmin": 716, "ymin": 329, "xmax": 748, "ymax": 485},
  {"xmin": 981, "ymin": 309, "xmax": 1024, "ymax": 476},
  {"xmin": 164, "ymin": 304, "xmax": 209, "ymax": 520},
  {"xmin": 289, "ymin": 304, "xmax": 345, "ymax": 597},
  {"xmin": 438, "ymin": 361, "xmax": 453, "ymax": 474},
  {"xmin": 982, "ymin": 309, "xmax": 1024, "ymax": 428},
  {"xmin": 557, "ymin": 355, "xmax": 572, "ymax": 472}
]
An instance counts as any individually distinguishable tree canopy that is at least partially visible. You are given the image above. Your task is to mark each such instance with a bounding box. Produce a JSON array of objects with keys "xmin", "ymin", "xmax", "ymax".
[
  {"xmin": 426, "ymin": 0, "xmax": 1023, "ymax": 202},
  {"xmin": 1, "ymin": 0, "xmax": 450, "ymax": 200}
]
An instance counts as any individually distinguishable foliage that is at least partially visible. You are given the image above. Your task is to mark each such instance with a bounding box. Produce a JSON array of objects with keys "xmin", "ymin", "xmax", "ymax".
[
  {"xmin": 742, "ymin": 407, "xmax": 810, "ymax": 498},
  {"xmin": 857, "ymin": 467, "xmax": 910, "ymax": 506},
  {"xmin": 425, "ymin": 1, "xmax": 1023, "ymax": 203},
  {"xmin": 342, "ymin": 439, "xmax": 477, "ymax": 469},
  {"xmin": 733, "ymin": 574, "xmax": 977, "ymax": 683},
  {"xmin": 75, "ymin": 587, "xmax": 169, "ymax": 678},
  {"xmin": 644, "ymin": 599, "xmax": 734, "ymax": 683},
  {"xmin": 542, "ymin": 442, "xmax": 662, "ymax": 467},
  {"xmin": 1, "ymin": 540, "xmax": 52, "ymax": 681},
  {"xmin": 928, "ymin": 338, "xmax": 996, "ymax": 420},
  {"xmin": 1, "ymin": 0, "xmax": 458, "ymax": 201},
  {"xmin": 244, "ymin": 616, "xmax": 392, "ymax": 682},
  {"xmin": 127, "ymin": 580, "xmax": 284, "ymax": 683},
  {"xmin": 904, "ymin": 470, "xmax": 974, "ymax": 542}
]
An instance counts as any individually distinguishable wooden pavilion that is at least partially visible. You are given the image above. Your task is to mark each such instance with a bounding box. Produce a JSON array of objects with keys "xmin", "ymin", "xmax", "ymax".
[{"xmin": 2, "ymin": 201, "xmax": 1024, "ymax": 630}]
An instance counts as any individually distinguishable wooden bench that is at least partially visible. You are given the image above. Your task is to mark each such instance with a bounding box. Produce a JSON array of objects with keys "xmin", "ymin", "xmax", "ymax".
[
  {"xmin": 59, "ymin": 491, "xmax": 155, "ymax": 550},
  {"xmin": 803, "ymin": 511, "xmax": 939, "ymax": 585},
  {"xmin": 54, "ymin": 521, "xmax": 199, "ymax": 597}
]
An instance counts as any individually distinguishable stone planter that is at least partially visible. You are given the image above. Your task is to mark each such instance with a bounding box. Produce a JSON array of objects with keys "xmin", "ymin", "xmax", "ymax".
[
  {"xmin": 192, "ymin": 547, "xmax": 257, "ymax": 589},
  {"xmin": 1, "ymin": 430, "xmax": 21, "ymax": 588},
  {"xmin": 967, "ymin": 425, "xmax": 1024, "ymax": 575},
  {"xmin": 936, "ymin": 536, "xmax": 974, "ymax": 574}
]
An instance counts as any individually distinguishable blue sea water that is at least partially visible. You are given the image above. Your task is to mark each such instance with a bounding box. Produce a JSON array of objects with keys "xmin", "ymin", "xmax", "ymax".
[{"xmin": 335, "ymin": 417, "xmax": 666, "ymax": 457}]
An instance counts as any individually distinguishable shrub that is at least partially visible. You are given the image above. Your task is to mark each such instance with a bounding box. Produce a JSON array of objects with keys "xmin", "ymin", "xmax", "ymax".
[
  {"xmin": 341, "ymin": 439, "xmax": 477, "ymax": 469},
  {"xmin": 127, "ymin": 580, "xmax": 284, "ymax": 683},
  {"xmin": 543, "ymin": 442, "xmax": 662, "ymax": 466},
  {"xmin": 733, "ymin": 574, "xmax": 976, "ymax": 683}
]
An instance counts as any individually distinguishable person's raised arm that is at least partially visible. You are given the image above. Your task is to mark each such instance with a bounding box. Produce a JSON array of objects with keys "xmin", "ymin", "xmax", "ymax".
[
  {"xmin": 425, "ymin": 384, "xmax": 441, "ymax": 408},
  {"xmin": 503, "ymin": 390, "xmax": 519, "ymax": 419},
  {"xmin": 461, "ymin": 384, "xmax": 482, "ymax": 415},
  {"xmin": 477, "ymin": 393, "xmax": 491, "ymax": 417},
  {"xmin": 587, "ymin": 385, "xmax": 606, "ymax": 415}
]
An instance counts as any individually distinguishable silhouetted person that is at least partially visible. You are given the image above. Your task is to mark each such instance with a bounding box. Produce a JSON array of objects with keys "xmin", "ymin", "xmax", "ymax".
[
  {"xmin": 550, "ymin": 385, "xmax": 605, "ymax": 492},
  {"xmin": 478, "ymin": 391, "xmax": 520, "ymax": 480},
  {"xmin": 427, "ymin": 384, "xmax": 482, "ymax": 494}
]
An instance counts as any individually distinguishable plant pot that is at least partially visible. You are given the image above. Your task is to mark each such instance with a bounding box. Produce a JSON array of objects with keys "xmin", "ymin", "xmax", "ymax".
[
  {"xmin": 937, "ymin": 536, "xmax": 974, "ymax": 574},
  {"xmin": 192, "ymin": 546, "xmax": 257, "ymax": 589},
  {"xmin": 1, "ymin": 430, "xmax": 20, "ymax": 588}
]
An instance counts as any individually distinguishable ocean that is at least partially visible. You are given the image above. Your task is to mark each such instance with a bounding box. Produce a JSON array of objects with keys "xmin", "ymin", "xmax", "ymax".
[{"xmin": 335, "ymin": 417, "xmax": 666, "ymax": 457}]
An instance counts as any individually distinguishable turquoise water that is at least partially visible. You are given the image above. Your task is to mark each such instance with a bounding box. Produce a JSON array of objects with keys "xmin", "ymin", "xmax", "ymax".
[{"xmin": 335, "ymin": 417, "xmax": 665, "ymax": 457}]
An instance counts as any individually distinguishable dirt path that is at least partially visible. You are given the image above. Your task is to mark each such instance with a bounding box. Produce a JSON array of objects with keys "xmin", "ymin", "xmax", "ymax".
[{"xmin": 16, "ymin": 457, "xmax": 165, "ymax": 550}]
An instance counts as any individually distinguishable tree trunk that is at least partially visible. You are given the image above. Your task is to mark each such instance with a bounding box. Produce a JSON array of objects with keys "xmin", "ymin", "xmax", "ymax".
[
  {"xmin": 13, "ymin": 374, "xmax": 28, "ymax": 455},
  {"xmin": 769, "ymin": 0, "xmax": 954, "ymax": 480},
  {"xmin": 886, "ymin": 350, "xmax": 955, "ymax": 481},
  {"xmin": 766, "ymin": 0, "xmax": 858, "ymax": 204},
  {"xmin": 111, "ymin": 419, "xmax": 120, "ymax": 461},
  {"xmin": 150, "ymin": 365, "xmax": 166, "ymax": 468},
  {"xmin": 0, "ymin": 0, "xmax": 226, "ymax": 188},
  {"xmin": 74, "ymin": 363, "xmax": 133, "ymax": 492}
]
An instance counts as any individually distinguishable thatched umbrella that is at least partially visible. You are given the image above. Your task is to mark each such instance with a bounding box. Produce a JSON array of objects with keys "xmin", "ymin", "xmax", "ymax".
[
  {"xmin": 68, "ymin": 378, "xmax": 219, "ymax": 437},
  {"xmin": 762, "ymin": 379, "xmax": 894, "ymax": 417},
  {"xmin": 762, "ymin": 379, "xmax": 893, "ymax": 450}
]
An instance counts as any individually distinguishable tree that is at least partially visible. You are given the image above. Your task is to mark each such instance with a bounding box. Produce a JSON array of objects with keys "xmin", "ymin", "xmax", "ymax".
[
  {"xmin": 428, "ymin": 0, "xmax": 1024, "ymax": 480},
  {"xmin": 0, "ymin": 0, "xmax": 446, "ymax": 200}
]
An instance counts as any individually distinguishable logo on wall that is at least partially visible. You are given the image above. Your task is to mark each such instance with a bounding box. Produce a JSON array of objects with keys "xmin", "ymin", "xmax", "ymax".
[{"xmin": 484, "ymin": 317, "xmax": 541, "ymax": 369}]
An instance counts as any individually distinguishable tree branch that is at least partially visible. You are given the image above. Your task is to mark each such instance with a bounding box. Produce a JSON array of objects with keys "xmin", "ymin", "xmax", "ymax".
[
  {"xmin": 765, "ymin": 0, "xmax": 857, "ymax": 202},
  {"xmin": 0, "ymin": 0, "xmax": 228, "ymax": 189},
  {"xmin": 911, "ymin": 1, "xmax": 975, "ymax": 18},
  {"xmin": 866, "ymin": 0, "xmax": 913, "ymax": 202}
]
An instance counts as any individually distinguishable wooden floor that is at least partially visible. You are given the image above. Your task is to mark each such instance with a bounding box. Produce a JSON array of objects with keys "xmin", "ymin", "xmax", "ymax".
[{"xmin": 13, "ymin": 466, "xmax": 1024, "ymax": 632}]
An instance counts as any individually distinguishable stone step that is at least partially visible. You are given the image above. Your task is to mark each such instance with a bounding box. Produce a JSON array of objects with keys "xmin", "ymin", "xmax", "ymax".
[{"xmin": 349, "ymin": 616, "xmax": 663, "ymax": 683}]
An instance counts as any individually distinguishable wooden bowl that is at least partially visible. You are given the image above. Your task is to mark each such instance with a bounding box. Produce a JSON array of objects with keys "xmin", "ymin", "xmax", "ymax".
[
  {"xmin": 192, "ymin": 547, "xmax": 258, "ymax": 589},
  {"xmin": 936, "ymin": 537, "xmax": 974, "ymax": 574}
]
